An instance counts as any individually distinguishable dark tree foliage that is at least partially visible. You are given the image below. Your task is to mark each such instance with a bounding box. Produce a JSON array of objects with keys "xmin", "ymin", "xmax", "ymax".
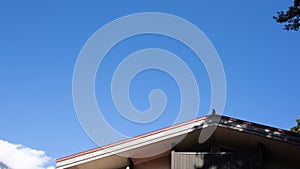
[{"xmin": 273, "ymin": 0, "xmax": 300, "ymax": 31}]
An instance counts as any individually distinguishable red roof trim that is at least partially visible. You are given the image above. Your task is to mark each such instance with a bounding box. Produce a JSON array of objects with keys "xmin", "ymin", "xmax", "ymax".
[{"xmin": 56, "ymin": 115, "xmax": 209, "ymax": 162}]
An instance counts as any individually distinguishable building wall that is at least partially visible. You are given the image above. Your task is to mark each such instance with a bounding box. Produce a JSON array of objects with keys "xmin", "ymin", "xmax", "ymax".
[
  {"xmin": 171, "ymin": 151, "xmax": 262, "ymax": 169},
  {"xmin": 171, "ymin": 151, "xmax": 299, "ymax": 169}
]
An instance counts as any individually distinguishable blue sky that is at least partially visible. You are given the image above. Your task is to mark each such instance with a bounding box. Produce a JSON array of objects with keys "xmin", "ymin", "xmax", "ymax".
[{"xmin": 0, "ymin": 0, "xmax": 300, "ymax": 168}]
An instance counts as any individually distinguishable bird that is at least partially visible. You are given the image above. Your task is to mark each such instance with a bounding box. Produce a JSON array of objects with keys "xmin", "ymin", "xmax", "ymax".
[{"xmin": 212, "ymin": 109, "xmax": 216, "ymax": 115}]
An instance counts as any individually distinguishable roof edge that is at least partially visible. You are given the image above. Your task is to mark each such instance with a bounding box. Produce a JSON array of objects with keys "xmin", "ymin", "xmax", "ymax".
[
  {"xmin": 56, "ymin": 114, "xmax": 300, "ymax": 163},
  {"xmin": 56, "ymin": 115, "xmax": 209, "ymax": 163}
]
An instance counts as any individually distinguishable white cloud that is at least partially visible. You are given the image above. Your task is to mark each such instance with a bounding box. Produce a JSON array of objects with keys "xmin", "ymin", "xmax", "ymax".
[{"xmin": 0, "ymin": 140, "xmax": 55, "ymax": 169}]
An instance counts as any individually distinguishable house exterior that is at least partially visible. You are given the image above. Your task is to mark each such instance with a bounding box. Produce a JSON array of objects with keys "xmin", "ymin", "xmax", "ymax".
[{"xmin": 56, "ymin": 115, "xmax": 300, "ymax": 169}]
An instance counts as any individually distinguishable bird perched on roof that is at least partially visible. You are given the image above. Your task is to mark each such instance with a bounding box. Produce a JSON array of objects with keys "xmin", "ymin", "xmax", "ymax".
[{"xmin": 211, "ymin": 109, "xmax": 216, "ymax": 115}]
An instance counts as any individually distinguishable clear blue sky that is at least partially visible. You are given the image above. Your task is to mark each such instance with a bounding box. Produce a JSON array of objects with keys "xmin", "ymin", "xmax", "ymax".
[{"xmin": 0, "ymin": 0, "xmax": 299, "ymax": 167}]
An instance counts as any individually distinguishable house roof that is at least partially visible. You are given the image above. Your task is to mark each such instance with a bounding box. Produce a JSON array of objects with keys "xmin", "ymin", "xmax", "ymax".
[{"xmin": 56, "ymin": 114, "xmax": 300, "ymax": 169}]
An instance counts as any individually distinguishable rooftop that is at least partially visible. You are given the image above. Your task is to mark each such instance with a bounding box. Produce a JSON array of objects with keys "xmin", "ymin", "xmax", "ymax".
[{"xmin": 56, "ymin": 114, "xmax": 300, "ymax": 169}]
